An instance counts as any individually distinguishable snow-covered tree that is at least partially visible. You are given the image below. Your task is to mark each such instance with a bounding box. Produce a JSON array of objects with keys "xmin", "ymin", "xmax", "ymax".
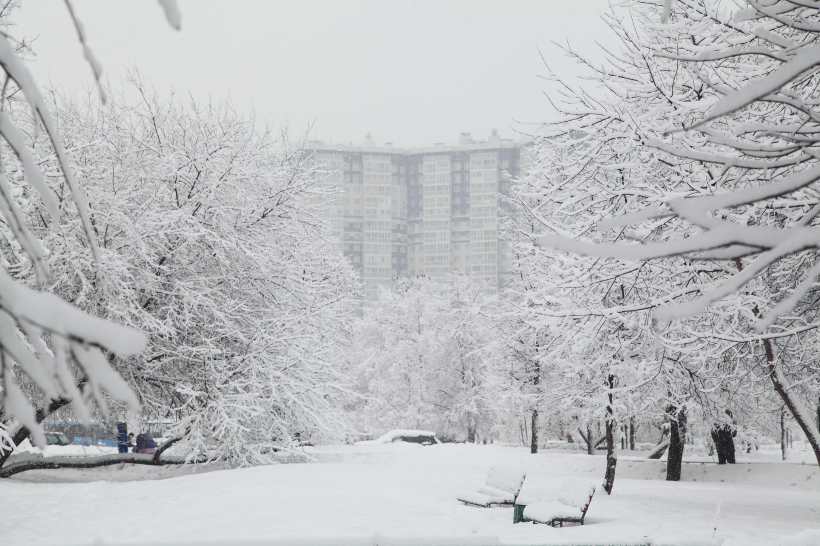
[
  {"xmin": 355, "ymin": 275, "xmax": 504, "ymax": 441},
  {"xmin": 0, "ymin": 80, "xmax": 359, "ymax": 473},
  {"xmin": 532, "ymin": 0, "xmax": 820, "ymax": 467},
  {"xmin": 0, "ymin": 1, "xmax": 185, "ymax": 462}
]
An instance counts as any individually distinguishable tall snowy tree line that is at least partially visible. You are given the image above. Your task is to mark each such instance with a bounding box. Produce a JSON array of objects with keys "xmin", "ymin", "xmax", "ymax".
[
  {"xmin": 364, "ymin": 1, "xmax": 820, "ymax": 485},
  {"xmin": 516, "ymin": 0, "xmax": 820, "ymax": 482},
  {"xmin": 3, "ymin": 0, "xmax": 820, "ymax": 486},
  {"xmin": 359, "ymin": 0, "xmax": 820, "ymax": 489}
]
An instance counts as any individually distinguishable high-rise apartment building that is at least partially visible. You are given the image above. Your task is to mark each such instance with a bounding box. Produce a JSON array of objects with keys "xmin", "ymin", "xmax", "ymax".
[{"xmin": 310, "ymin": 131, "xmax": 524, "ymax": 302}]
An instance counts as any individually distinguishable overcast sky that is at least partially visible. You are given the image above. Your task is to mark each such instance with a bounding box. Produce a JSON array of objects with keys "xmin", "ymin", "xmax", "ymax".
[{"xmin": 13, "ymin": 1, "xmax": 618, "ymax": 147}]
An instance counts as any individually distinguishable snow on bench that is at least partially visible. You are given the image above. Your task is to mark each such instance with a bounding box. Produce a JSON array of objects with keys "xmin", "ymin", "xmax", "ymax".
[
  {"xmin": 457, "ymin": 465, "xmax": 526, "ymax": 507},
  {"xmin": 520, "ymin": 478, "xmax": 597, "ymax": 526}
]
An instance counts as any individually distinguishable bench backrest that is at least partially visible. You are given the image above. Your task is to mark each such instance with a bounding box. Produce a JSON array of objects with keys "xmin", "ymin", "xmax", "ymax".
[
  {"xmin": 557, "ymin": 479, "xmax": 597, "ymax": 513},
  {"xmin": 485, "ymin": 465, "xmax": 527, "ymax": 496}
]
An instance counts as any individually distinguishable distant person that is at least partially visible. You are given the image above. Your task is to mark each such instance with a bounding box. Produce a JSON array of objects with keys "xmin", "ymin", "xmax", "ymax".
[
  {"xmin": 116, "ymin": 423, "xmax": 129, "ymax": 454},
  {"xmin": 711, "ymin": 411, "xmax": 737, "ymax": 464},
  {"xmin": 566, "ymin": 433, "xmax": 574, "ymax": 444},
  {"xmin": 128, "ymin": 433, "xmax": 135, "ymax": 451},
  {"xmin": 134, "ymin": 433, "xmax": 157, "ymax": 454}
]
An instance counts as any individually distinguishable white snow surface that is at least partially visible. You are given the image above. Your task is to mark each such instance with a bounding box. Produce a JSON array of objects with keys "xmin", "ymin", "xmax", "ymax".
[
  {"xmin": 1, "ymin": 443, "xmax": 818, "ymax": 546},
  {"xmin": 523, "ymin": 501, "xmax": 584, "ymax": 524},
  {"xmin": 458, "ymin": 488, "xmax": 512, "ymax": 507},
  {"xmin": 485, "ymin": 465, "xmax": 526, "ymax": 496},
  {"xmin": 521, "ymin": 478, "xmax": 597, "ymax": 525},
  {"xmin": 556, "ymin": 478, "xmax": 597, "ymax": 510},
  {"xmin": 10, "ymin": 439, "xmax": 118, "ymax": 458},
  {"xmin": 457, "ymin": 465, "xmax": 526, "ymax": 505}
]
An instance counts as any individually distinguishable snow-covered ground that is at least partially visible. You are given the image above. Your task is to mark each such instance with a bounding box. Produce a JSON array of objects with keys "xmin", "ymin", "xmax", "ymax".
[
  {"xmin": 2, "ymin": 443, "xmax": 818, "ymax": 546},
  {"xmin": 11, "ymin": 440, "xmax": 119, "ymax": 459}
]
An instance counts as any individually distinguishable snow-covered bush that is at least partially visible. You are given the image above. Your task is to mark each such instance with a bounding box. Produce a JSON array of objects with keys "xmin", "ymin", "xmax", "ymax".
[{"xmin": 10, "ymin": 82, "xmax": 359, "ymax": 465}]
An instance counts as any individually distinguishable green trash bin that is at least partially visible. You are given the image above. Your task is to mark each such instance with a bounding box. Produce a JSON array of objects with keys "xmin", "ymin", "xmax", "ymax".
[{"xmin": 513, "ymin": 503, "xmax": 527, "ymax": 524}]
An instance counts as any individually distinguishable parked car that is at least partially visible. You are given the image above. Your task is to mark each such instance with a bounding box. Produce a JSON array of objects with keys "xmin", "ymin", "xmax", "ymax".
[
  {"xmin": 357, "ymin": 429, "xmax": 440, "ymax": 446},
  {"xmin": 45, "ymin": 432, "xmax": 71, "ymax": 446},
  {"xmin": 43, "ymin": 421, "xmax": 118, "ymax": 447}
]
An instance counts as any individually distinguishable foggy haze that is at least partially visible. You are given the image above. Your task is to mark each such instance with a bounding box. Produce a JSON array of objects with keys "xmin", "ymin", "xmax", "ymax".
[
  {"xmin": 4, "ymin": 2, "xmax": 820, "ymax": 544},
  {"xmin": 13, "ymin": 0, "xmax": 616, "ymax": 146}
]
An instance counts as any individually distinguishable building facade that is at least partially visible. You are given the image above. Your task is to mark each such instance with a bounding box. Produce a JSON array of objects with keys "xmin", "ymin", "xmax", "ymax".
[{"xmin": 310, "ymin": 132, "xmax": 524, "ymax": 302}]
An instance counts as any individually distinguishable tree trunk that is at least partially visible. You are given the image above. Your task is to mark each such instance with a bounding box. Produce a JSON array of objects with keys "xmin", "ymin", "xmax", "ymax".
[
  {"xmin": 762, "ymin": 337, "xmax": 820, "ymax": 464},
  {"xmin": 629, "ymin": 417, "xmax": 636, "ymax": 450},
  {"xmin": 648, "ymin": 439, "xmax": 669, "ymax": 459},
  {"xmin": 530, "ymin": 409, "xmax": 538, "ymax": 454},
  {"xmin": 648, "ymin": 422, "xmax": 670, "ymax": 459},
  {"xmin": 816, "ymin": 397, "xmax": 820, "ymax": 432},
  {"xmin": 530, "ymin": 353, "xmax": 540, "ymax": 453},
  {"xmin": 604, "ymin": 432, "xmax": 617, "ymax": 494},
  {"xmin": 578, "ymin": 424, "xmax": 606, "ymax": 454},
  {"xmin": 603, "ymin": 374, "xmax": 617, "ymax": 494},
  {"xmin": 666, "ymin": 405, "xmax": 686, "ymax": 481},
  {"xmin": 781, "ymin": 408, "xmax": 786, "ymax": 461},
  {"xmin": 0, "ymin": 394, "xmax": 77, "ymax": 471},
  {"xmin": 0, "ymin": 436, "xmax": 189, "ymax": 478}
]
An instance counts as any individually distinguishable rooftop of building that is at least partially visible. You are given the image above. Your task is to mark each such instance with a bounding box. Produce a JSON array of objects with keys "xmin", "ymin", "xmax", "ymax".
[{"xmin": 308, "ymin": 130, "xmax": 528, "ymax": 155}]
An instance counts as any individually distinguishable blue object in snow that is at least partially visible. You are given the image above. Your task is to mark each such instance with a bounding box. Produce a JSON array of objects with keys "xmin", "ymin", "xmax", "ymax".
[
  {"xmin": 116, "ymin": 423, "xmax": 129, "ymax": 453},
  {"xmin": 135, "ymin": 433, "xmax": 157, "ymax": 451}
]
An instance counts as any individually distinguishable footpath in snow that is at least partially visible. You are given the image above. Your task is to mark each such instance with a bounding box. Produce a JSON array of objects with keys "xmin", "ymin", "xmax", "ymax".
[{"xmin": 1, "ymin": 443, "xmax": 818, "ymax": 546}]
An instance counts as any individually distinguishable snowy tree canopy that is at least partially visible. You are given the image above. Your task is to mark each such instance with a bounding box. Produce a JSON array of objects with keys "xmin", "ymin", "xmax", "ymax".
[
  {"xmin": 0, "ymin": 1, "xmax": 187, "ymax": 454},
  {"xmin": 519, "ymin": 0, "xmax": 820, "ymax": 469},
  {"xmin": 12, "ymin": 82, "xmax": 360, "ymax": 465},
  {"xmin": 354, "ymin": 275, "xmax": 506, "ymax": 442}
]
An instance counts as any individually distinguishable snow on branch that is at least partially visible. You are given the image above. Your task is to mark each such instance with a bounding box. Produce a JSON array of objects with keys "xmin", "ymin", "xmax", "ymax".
[
  {"xmin": 534, "ymin": 1, "xmax": 820, "ymax": 332},
  {"xmin": 0, "ymin": 6, "xmax": 152, "ymax": 453}
]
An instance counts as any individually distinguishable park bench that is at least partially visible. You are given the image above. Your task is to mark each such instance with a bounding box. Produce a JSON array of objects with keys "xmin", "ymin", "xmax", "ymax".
[
  {"xmin": 513, "ymin": 478, "xmax": 597, "ymax": 526},
  {"xmin": 456, "ymin": 465, "xmax": 526, "ymax": 507}
]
